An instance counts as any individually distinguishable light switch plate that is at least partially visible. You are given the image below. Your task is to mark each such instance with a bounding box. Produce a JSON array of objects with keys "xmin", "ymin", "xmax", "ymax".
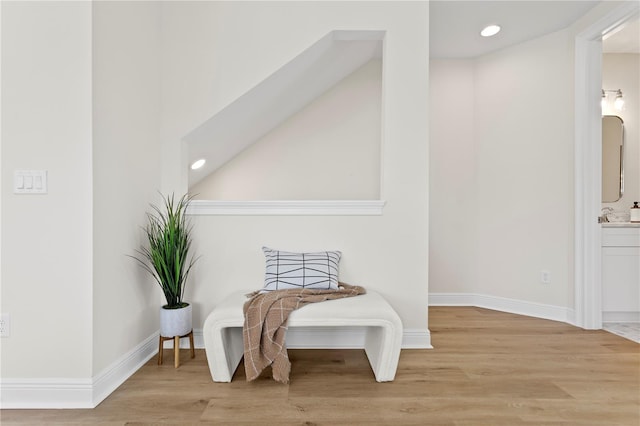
[
  {"xmin": 0, "ymin": 313, "xmax": 10, "ymax": 337},
  {"xmin": 14, "ymin": 170, "xmax": 47, "ymax": 194}
]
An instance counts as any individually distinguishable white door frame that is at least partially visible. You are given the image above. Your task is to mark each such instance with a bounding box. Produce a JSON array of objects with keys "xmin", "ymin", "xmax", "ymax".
[{"xmin": 574, "ymin": 2, "xmax": 639, "ymax": 329}]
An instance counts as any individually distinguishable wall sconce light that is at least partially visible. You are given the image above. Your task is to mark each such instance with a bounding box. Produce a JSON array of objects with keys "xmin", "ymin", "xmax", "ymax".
[
  {"xmin": 602, "ymin": 89, "xmax": 624, "ymax": 112},
  {"xmin": 614, "ymin": 89, "xmax": 624, "ymax": 111}
]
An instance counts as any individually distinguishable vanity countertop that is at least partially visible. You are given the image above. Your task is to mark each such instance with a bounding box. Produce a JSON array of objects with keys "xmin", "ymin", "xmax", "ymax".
[{"xmin": 601, "ymin": 222, "xmax": 640, "ymax": 228}]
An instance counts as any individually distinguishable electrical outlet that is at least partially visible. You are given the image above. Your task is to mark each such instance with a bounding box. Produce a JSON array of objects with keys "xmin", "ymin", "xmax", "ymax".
[
  {"xmin": 0, "ymin": 314, "xmax": 11, "ymax": 337},
  {"xmin": 541, "ymin": 270, "xmax": 551, "ymax": 284}
]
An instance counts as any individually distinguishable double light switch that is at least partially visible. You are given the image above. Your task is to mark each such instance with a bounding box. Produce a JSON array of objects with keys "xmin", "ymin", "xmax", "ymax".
[{"xmin": 14, "ymin": 170, "xmax": 48, "ymax": 194}]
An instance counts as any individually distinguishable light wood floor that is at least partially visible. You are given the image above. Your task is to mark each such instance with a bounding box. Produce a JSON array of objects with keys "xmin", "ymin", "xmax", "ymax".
[{"xmin": 2, "ymin": 307, "xmax": 638, "ymax": 425}]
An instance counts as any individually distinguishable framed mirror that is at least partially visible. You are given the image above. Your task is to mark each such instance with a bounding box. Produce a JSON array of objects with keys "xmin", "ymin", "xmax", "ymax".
[{"xmin": 602, "ymin": 115, "xmax": 624, "ymax": 202}]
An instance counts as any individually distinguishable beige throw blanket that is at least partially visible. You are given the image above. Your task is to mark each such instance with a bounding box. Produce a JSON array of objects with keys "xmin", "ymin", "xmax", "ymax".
[{"xmin": 242, "ymin": 283, "xmax": 366, "ymax": 383}]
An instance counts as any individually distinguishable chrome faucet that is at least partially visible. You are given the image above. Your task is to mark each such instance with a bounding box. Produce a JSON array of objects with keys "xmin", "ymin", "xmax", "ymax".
[{"xmin": 599, "ymin": 207, "xmax": 614, "ymax": 223}]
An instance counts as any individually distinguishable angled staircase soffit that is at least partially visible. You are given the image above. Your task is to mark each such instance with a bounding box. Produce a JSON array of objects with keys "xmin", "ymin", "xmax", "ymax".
[{"xmin": 184, "ymin": 30, "xmax": 385, "ymax": 187}]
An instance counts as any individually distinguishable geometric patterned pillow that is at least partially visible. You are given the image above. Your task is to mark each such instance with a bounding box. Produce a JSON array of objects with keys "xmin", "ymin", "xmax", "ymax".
[{"xmin": 261, "ymin": 247, "xmax": 341, "ymax": 292}]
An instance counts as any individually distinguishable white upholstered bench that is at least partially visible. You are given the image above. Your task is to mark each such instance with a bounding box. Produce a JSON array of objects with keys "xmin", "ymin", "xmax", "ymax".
[{"xmin": 203, "ymin": 289, "xmax": 403, "ymax": 382}]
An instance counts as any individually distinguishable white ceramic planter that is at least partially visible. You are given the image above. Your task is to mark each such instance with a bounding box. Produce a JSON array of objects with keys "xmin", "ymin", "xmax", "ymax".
[{"xmin": 160, "ymin": 304, "xmax": 192, "ymax": 337}]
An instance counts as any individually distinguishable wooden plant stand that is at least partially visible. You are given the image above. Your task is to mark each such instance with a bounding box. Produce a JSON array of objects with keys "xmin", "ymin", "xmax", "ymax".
[{"xmin": 158, "ymin": 330, "xmax": 195, "ymax": 368}]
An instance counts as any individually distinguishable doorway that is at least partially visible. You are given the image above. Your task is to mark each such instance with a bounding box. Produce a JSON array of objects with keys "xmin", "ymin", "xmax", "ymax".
[{"xmin": 574, "ymin": 2, "xmax": 639, "ymax": 329}]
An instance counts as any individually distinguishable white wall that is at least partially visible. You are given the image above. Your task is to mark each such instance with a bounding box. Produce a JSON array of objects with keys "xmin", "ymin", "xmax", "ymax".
[
  {"xmin": 191, "ymin": 59, "xmax": 382, "ymax": 200},
  {"xmin": 474, "ymin": 29, "xmax": 573, "ymax": 308},
  {"xmin": 159, "ymin": 1, "xmax": 220, "ymax": 196},
  {"xmin": 161, "ymin": 2, "xmax": 430, "ymax": 333},
  {"xmin": 1, "ymin": 1, "xmax": 93, "ymax": 379},
  {"xmin": 92, "ymin": 1, "xmax": 163, "ymax": 376},
  {"xmin": 430, "ymin": 29, "xmax": 574, "ymax": 312},
  {"xmin": 429, "ymin": 59, "xmax": 477, "ymax": 294},
  {"xmin": 602, "ymin": 53, "xmax": 640, "ymax": 214},
  {"xmin": 1, "ymin": 1, "xmax": 165, "ymax": 405}
]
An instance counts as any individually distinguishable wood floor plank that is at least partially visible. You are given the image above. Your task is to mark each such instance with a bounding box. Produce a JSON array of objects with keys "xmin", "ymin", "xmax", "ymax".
[
  {"xmin": 1, "ymin": 307, "xmax": 638, "ymax": 425},
  {"xmin": 201, "ymin": 396, "xmax": 460, "ymax": 425}
]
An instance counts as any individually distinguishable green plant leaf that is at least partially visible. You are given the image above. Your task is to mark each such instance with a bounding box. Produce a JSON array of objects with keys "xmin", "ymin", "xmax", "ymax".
[{"xmin": 129, "ymin": 193, "xmax": 199, "ymax": 308}]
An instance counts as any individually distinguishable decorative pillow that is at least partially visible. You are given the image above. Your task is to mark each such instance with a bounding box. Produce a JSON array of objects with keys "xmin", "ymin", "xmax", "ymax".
[{"xmin": 261, "ymin": 246, "xmax": 341, "ymax": 292}]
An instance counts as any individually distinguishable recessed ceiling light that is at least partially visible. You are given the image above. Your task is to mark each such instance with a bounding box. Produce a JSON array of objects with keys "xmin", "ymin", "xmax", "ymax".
[
  {"xmin": 481, "ymin": 25, "xmax": 501, "ymax": 37},
  {"xmin": 191, "ymin": 159, "xmax": 206, "ymax": 170}
]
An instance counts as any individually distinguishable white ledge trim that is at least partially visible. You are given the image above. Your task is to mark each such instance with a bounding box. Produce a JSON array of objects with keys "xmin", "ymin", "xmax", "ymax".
[{"xmin": 186, "ymin": 200, "xmax": 386, "ymax": 216}]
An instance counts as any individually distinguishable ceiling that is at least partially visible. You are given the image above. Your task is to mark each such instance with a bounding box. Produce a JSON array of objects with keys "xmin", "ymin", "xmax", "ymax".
[
  {"xmin": 430, "ymin": 1, "xmax": 600, "ymax": 58},
  {"xmin": 603, "ymin": 17, "xmax": 640, "ymax": 53}
]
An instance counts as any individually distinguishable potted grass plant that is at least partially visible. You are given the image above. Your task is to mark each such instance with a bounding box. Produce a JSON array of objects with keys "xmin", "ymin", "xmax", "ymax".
[{"xmin": 132, "ymin": 193, "xmax": 199, "ymax": 337}]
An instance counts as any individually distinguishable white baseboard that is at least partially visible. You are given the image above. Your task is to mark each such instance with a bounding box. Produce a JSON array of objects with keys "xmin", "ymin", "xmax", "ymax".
[
  {"xmin": 402, "ymin": 328, "xmax": 433, "ymax": 349},
  {"xmin": 286, "ymin": 326, "xmax": 365, "ymax": 348},
  {"xmin": 92, "ymin": 332, "xmax": 158, "ymax": 407},
  {"xmin": 163, "ymin": 329, "xmax": 205, "ymax": 349},
  {"xmin": 429, "ymin": 293, "xmax": 576, "ymax": 325},
  {"xmin": 0, "ymin": 378, "xmax": 93, "ymax": 409},
  {"xmin": 285, "ymin": 327, "xmax": 431, "ymax": 349},
  {"xmin": 1, "ymin": 331, "xmax": 158, "ymax": 410},
  {"xmin": 603, "ymin": 311, "xmax": 640, "ymax": 323}
]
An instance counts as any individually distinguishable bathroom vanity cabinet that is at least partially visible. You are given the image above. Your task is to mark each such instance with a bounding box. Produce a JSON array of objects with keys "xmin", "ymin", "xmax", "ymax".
[{"xmin": 601, "ymin": 225, "xmax": 640, "ymax": 322}]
